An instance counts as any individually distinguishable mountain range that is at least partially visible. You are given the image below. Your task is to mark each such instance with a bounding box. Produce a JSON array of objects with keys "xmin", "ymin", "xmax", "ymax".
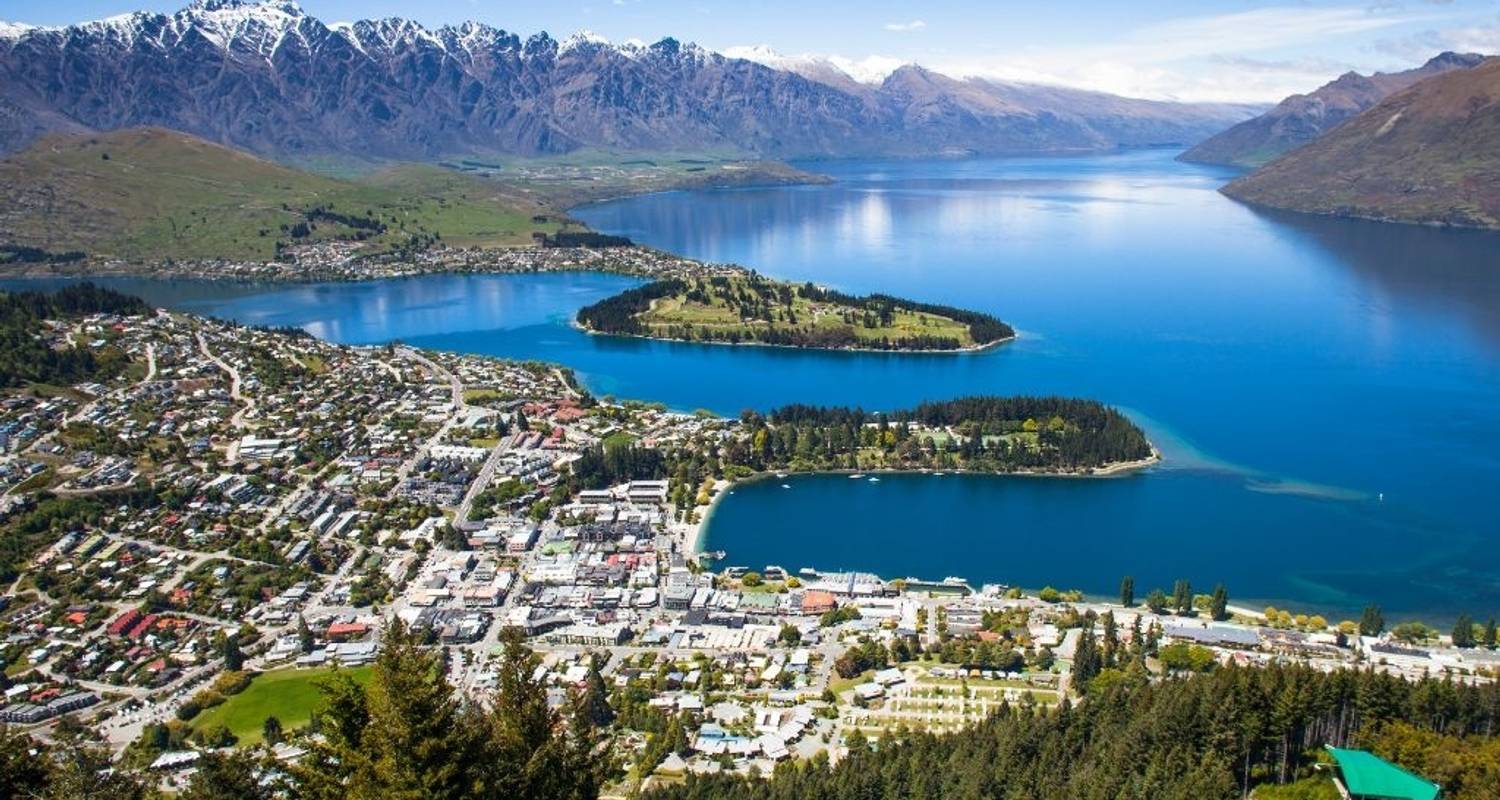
[
  {"xmin": 1223, "ymin": 56, "xmax": 1500, "ymax": 229},
  {"xmin": 0, "ymin": 0, "xmax": 1262, "ymax": 162},
  {"xmin": 1179, "ymin": 51, "xmax": 1486, "ymax": 168}
]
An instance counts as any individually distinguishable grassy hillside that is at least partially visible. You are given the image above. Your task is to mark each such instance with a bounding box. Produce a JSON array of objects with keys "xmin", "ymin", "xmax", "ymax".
[
  {"xmin": 0, "ymin": 128, "xmax": 565, "ymax": 262},
  {"xmin": 1223, "ymin": 57, "xmax": 1500, "ymax": 229}
]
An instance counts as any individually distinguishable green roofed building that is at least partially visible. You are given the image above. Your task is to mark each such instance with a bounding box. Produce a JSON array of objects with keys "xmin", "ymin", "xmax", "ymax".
[{"xmin": 1325, "ymin": 746, "xmax": 1441, "ymax": 800}]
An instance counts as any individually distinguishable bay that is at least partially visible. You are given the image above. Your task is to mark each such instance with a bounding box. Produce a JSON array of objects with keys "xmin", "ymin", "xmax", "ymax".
[{"xmin": 10, "ymin": 149, "xmax": 1500, "ymax": 619}]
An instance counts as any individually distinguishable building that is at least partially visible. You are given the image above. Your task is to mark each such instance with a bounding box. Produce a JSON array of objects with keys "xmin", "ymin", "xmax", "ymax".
[
  {"xmin": 547, "ymin": 622, "xmax": 633, "ymax": 647},
  {"xmin": 1325, "ymin": 746, "xmax": 1440, "ymax": 800},
  {"xmin": 800, "ymin": 590, "xmax": 837, "ymax": 616}
]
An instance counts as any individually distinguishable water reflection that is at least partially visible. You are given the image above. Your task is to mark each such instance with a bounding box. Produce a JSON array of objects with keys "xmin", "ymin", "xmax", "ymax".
[{"xmin": 1249, "ymin": 206, "xmax": 1500, "ymax": 352}]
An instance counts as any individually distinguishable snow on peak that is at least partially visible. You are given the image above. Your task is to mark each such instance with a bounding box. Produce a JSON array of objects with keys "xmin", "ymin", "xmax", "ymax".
[
  {"xmin": 559, "ymin": 29, "xmax": 609, "ymax": 54},
  {"xmin": 722, "ymin": 44, "xmax": 783, "ymax": 65},
  {"xmin": 0, "ymin": 21, "xmax": 39, "ymax": 40},
  {"xmin": 721, "ymin": 45, "xmax": 903, "ymax": 86},
  {"xmin": 185, "ymin": 0, "xmax": 300, "ymax": 13}
]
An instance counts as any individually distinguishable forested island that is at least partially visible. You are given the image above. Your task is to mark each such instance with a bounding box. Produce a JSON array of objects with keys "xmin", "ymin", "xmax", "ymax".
[
  {"xmin": 576, "ymin": 275, "xmax": 1014, "ymax": 351},
  {"xmin": 725, "ymin": 396, "xmax": 1155, "ymax": 475}
]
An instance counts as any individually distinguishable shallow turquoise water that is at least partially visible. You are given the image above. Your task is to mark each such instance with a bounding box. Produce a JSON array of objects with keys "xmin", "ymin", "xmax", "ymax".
[{"xmin": 12, "ymin": 150, "xmax": 1500, "ymax": 619}]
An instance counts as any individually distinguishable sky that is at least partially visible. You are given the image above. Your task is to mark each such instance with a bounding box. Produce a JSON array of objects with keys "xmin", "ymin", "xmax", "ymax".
[{"xmin": 4, "ymin": 0, "xmax": 1500, "ymax": 102}]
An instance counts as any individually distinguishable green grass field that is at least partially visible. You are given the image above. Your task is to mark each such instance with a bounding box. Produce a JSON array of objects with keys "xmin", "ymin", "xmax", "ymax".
[
  {"xmin": 0, "ymin": 128, "xmax": 563, "ymax": 262},
  {"xmin": 640, "ymin": 277, "xmax": 976, "ymax": 347},
  {"xmin": 193, "ymin": 665, "xmax": 373, "ymax": 746}
]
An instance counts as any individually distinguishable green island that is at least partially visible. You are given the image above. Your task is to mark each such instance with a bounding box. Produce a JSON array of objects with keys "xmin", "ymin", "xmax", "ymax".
[{"xmin": 575, "ymin": 274, "xmax": 1015, "ymax": 351}]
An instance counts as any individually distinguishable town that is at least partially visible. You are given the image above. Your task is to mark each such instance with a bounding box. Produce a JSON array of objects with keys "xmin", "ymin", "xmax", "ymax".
[{"xmin": 0, "ymin": 294, "xmax": 1496, "ymax": 796}]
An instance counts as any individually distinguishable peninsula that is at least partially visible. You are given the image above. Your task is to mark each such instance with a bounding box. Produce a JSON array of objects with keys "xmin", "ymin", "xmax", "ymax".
[
  {"xmin": 576, "ymin": 275, "xmax": 1015, "ymax": 352},
  {"xmin": 1, "ymin": 285, "xmax": 1488, "ymax": 800},
  {"xmin": 733, "ymin": 397, "xmax": 1156, "ymax": 476}
]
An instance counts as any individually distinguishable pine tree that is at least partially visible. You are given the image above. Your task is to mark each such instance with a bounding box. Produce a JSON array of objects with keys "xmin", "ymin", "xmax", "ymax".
[
  {"xmin": 297, "ymin": 614, "xmax": 315, "ymax": 653},
  {"xmin": 579, "ymin": 655, "xmax": 615, "ymax": 729},
  {"xmin": 1119, "ymin": 575, "xmax": 1135, "ymax": 607},
  {"xmin": 1485, "ymin": 618, "xmax": 1497, "ymax": 649},
  {"xmin": 1101, "ymin": 611, "xmax": 1119, "ymax": 669},
  {"xmin": 0, "ymin": 725, "xmax": 50, "ymax": 798},
  {"xmin": 223, "ymin": 634, "xmax": 244, "ymax": 672},
  {"xmin": 1451, "ymin": 614, "xmax": 1475, "ymax": 648},
  {"xmin": 1172, "ymin": 579, "xmax": 1193, "ymax": 616},
  {"xmin": 1360, "ymin": 604, "xmax": 1385, "ymax": 636},
  {"xmin": 1072, "ymin": 623, "xmax": 1101, "ymax": 689},
  {"xmin": 1210, "ymin": 584, "xmax": 1229, "ymax": 621},
  {"xmin": 183, "ymin": 750, "xmax": 273, "ymax": 800}
]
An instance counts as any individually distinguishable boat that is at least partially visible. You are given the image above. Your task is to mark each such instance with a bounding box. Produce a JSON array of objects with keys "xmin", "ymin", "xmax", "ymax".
[
  {"xmin": 933, "ymin": 472, "xmax": 945, "ymax": 476},
  {"xmin": 849, "ymin": 473, "xmax": 864, "ymax": 479},
  {"xmin": 776, "ymin": 472, "xmax": 788, "ymax": 479},
  {"xmin": 868, "ymin": 476, "xmax": 880, "ymax": 482},
  {"xmin": 780, "ymin": 483, "xmax": 791, "ymax": 489}
]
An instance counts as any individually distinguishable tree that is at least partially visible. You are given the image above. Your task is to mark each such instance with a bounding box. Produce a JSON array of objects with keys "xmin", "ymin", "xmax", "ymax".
[
  {"xmin": 0, "ymin": 725, "xmax": 50, "ymax": 798},
  {"xmin": 1072, "ymin": 624, "xmax": 1101, "ymax": 689},
  {"xmin": 183, "ymin": 750, "xmax": 273, "ymax": 800},
  {"xmin": 263, "ymin": 715, "xmax": 284, "ymax": 745},
  {"xmin": 1119, "ymin": 575, "xmax": 1135, "ymax": 607},
  {"xmin": 39, "ymin": 731, "xmax": 148, "ymax": 800},
  {"xmin": 223, "ymin": 633, "xmax": 245, "ymax": 671},
  {"xmin": 298, "ymin": 614, "xmax": 315, "ymax": 653},
  {"xmin": 579, "ymin": 656, "xmax": 615, "ymax": 729},
  {"xmin": 1391, "ymin": 621, "xmax": 1436, "ymax": 644},
  {"xmin": 290, "ymin": 619, "xmax": 481, "ymax": 800},
  {"xmin": 1360, "ymin": 604, "xmax": 1385, "ymax": 636},
  {"xmin": 740, "ymin": 571, "xmax": 762, "ymax": 587},
  {"xmin": 1210, "ymin": 584, "xmax": 1229, "ymax": 622},
  {"xmin": 778, "ymin": 623, "xmax": 802, "ymax": 647},
  {"xmin": 1172, "ymin": 579, "xmax": 1193, "ymax": 616},
  {"xmin": 1038, "ymin": 586, "xmax": 1062, "ymax": 603},
  {"xmin": 1145, "ymin": 588, "xmax": 1168, "ymax": 614},
  {"xmin": 1451, "ymin": 614, "xmax": 1476, "ymax": 648},
  {"xmin": 1485, "ymin": 618, "xmax": 1497, "ymax": 650}
]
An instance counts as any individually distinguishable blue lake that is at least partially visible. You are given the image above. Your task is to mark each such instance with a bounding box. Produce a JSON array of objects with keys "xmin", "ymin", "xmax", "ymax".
[{"xmin": 12, "ymin": 149, "xmax": 1500, "ymax": 620}]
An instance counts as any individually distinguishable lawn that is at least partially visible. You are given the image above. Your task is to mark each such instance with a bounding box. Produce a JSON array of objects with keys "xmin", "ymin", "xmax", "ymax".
[
  {"xmin": 193, "ymin": 665, "xmax": 373, "ymax": 746},
  {"xmin": 639, "ymin": 279, "xmax": 976, "ymax": 347},
  {"xmin": 602, "ymin": 431, "xmax": 636, "ymax": 451}
]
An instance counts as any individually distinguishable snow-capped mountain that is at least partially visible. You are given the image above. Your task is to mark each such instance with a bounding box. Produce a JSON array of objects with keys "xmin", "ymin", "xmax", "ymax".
[{"xmin": 0, "ymin": 0, "xmax": 1261, "ymax": 160}]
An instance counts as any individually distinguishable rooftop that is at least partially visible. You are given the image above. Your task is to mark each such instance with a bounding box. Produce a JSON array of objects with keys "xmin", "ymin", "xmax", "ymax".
[{"xmin": 1326, "ymin": 746, "xmax": 1440, "ymax": 800}]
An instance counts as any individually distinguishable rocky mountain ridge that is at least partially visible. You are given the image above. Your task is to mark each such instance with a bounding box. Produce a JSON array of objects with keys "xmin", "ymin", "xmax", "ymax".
[
  {"xmin": 1, "ymin": 0, "xmax": 1260, "ymax": 161},
  {"xmin": 1179, "ymin": 51, "xmax": 1486, "ymax": 168}
]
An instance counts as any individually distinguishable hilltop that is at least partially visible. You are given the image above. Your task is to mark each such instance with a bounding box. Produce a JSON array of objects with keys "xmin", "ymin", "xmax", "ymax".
[
  {"xmin": 1180, "ymin": 52, "xmax": 1484, "ymax": 168},
  {"xmin": 1222, "ymin": 57, "xmax": 1500, "ymax": 229},
  {"xmin": 0, "ymin": 128, "xmax": 565, "ymax": 262}
]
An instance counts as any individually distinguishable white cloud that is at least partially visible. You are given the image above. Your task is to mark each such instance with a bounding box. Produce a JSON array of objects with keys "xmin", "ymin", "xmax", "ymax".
[
  {"xmin": 928, "ymin": 4, "xmax": 1460, "ymax": 102},
  {"xmin": 883, "ymin": 19, "xmax": 926, "ymax": 32},
  {"xmin": 728, "ymin": 4, "xmax": 1479, "ymax": 103},
  {"xmin": 1372, "ymin": 13, "xmax": 1500, "ymax": 60}
]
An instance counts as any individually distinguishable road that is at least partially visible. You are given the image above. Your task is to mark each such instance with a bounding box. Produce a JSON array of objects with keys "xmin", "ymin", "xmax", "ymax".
[{"xmin": 196, "ymin": 332, "xmax": 253, "ymax": 461}]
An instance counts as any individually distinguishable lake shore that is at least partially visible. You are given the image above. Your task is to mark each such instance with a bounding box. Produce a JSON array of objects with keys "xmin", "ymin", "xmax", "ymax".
[
  {"xmin": 688, "ymin": 449, "xmax": 1162, "ymax": 558},
  {"xmin": 573, "ymin": 317, "xmax": 1017, "ymax": 355}
]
